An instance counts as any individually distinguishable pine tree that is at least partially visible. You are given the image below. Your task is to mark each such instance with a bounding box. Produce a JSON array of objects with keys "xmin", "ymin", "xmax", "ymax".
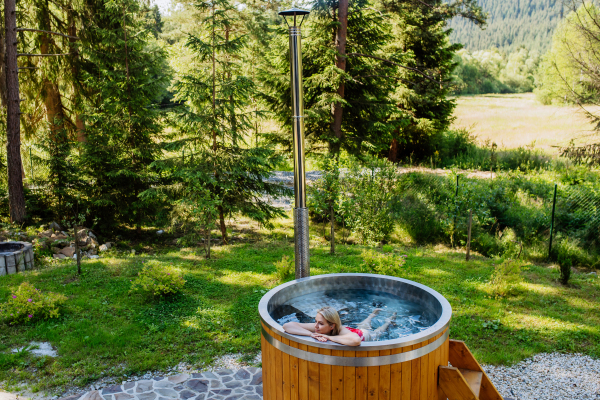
[
  {"xmin": 77, "ymin": 0, "xmax": 169, "ymax": 231},
  {"xmin": 259, "ymin": 0, "xmax": 404, "ymax": 157},
  {"xmin": 162, "ymin": 0, "xmax": 289, "ymax": 244}
]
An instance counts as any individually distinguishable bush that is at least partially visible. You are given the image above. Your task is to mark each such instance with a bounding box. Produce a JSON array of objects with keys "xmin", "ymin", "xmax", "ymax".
[
  {"xmin": 0, "ymin": 282, "xmax": 67, "ymax": 324},
  {"xmin": 553, "ymin": 237, "xmax": 591, "ymax": 284},
  {"xmin": 342, "ymin": 159, "xmax": 398, "ymax": 244},
  {"xmin": 130, "ymin": 263, "xmax": 186, "ymax": 296},
  {"xmin": 361, "ymin": 249, "xmax": 405, "ymax": 276},
  {"xmin": 274, "ymin": 255, "xmax": 294, "ymax": 281},
  {"xmin": 489, "ymin": 259, "xmax": 524, "ymax": 296}
]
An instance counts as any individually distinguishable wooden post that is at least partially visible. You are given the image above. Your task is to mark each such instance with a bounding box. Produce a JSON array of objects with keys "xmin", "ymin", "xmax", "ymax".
[
  {"xmin": 466, "ymin": 209, "xmax": 472, "ymax": 261},
  {"xmin": 548, "ymin": 183, "xmax": 557, "ymax": 259},
  {"xmin": 4, "ymin": 0, "xmax": 26, "ymax": 223}
]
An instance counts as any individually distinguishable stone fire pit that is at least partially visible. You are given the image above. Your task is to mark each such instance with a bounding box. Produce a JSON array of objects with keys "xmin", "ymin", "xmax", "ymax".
[{"xmin": 0, "ymin": 241, "xmax": 34, "ymax": 276}]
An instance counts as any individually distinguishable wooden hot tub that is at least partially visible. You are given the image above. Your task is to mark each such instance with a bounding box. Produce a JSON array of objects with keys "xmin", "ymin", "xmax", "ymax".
[{"xmin": 259, "ymin": 273, "xmax": 452, "ymax": 400}]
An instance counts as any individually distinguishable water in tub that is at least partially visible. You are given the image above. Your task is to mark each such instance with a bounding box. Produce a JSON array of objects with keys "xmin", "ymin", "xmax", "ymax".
[{"xmin": 271, "ymin": 289, "xmax": 436, "ymax": 341}]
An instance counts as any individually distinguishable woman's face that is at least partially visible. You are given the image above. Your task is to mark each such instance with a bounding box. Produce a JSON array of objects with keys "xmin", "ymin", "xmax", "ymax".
[{"xmin": 315, "ymin": 313, "xmax": 334, "ymax": 335}]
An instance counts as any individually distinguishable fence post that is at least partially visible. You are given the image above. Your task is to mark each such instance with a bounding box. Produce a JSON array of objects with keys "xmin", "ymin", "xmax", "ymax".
[
  {"xmin": 29, "ymin": 147, "xmax": 33, "ymax": 181},
  {"xmin": 452, "ymin": 175, "xmax": 459, "ymax": 247},
  {"xmin": 466, "ymin": 209, "xmax": 472, "ymax": 261},
  {"xmin": 548, "ymin": 183, "xmax": 557, "ymax": 259}
]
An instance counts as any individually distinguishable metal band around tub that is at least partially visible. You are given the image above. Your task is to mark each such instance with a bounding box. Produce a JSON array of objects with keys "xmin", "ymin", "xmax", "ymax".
[{"xmin": 261, "ymin": 327, "xmax": 449, "ymax": 367}]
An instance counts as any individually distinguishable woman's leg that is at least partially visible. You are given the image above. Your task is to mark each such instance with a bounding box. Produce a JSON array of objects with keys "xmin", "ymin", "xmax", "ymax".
[
  {"xmin": 356, "ymin": 308, "xmax": 382, "ymax": 330},
  {"xmin": 373, "ymin": 312, "xmax": 397, "ymax": 334}
]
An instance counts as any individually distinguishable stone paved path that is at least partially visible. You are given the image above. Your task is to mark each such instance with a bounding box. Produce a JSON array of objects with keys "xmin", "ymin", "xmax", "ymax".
[{"xmin": 59, "ymin": 369, "xmax": 263, "ymax": 400}]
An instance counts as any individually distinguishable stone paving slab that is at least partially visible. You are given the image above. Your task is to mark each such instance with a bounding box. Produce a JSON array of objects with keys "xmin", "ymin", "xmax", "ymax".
[{"xmin": 59, "ymin": 369, "xmax": 263, "ymax": 400}]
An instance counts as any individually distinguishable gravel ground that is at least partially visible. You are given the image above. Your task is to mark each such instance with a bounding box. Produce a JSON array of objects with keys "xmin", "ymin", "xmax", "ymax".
[
  {"xmin": 482, "ymin": 353, "xmax": 600, "ymax": 400},
  {"xmin": 3, "ymin": 352, "xmax": 599, "ymax": 400}
]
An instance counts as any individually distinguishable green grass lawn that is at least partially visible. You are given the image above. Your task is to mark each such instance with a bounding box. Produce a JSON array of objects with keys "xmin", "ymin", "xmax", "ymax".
[{"xmin": 0, "ymin": 217, "xmax": 599, "ymax": 395}]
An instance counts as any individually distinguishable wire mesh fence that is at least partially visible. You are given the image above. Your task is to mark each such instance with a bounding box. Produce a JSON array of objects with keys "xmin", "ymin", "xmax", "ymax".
[{"xmin": 393, "ymin": 170, "xmax": 600, "ymax": 259}]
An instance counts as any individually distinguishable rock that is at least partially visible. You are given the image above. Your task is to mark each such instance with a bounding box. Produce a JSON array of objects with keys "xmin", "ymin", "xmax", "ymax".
[
  {"xmin": 101, "ymin": 385, "xmax": 123, "ymax": 395},
  {"xmin": 49, "ymin": 221, "xmax": 61, "ymax": 231},
  {"xmin": 87, "ymin": 231, "xmax": 98, "ymax": 240},
  {"xmin": 99, "ymin": 244, "xmax": 109, "ymax": 252},
  {"xmin": 60, "ymin": 247, "xmax": 76, "ymax": 257},
  {"xmin": 52, "ymin": 233, "xmax": 68, "ymax": 240},
  {"xmin": 89, "ymin": 255, "xmax": 100, "ymax": 259},
  {"xmin": 61, "ymin": 231, "xmax": 70, "ymax": 237},
  {"xmin": 233, "ymin": 369, "xmax": 250, "ymax": 380},
  {"xmin": 53, "ymin": 254, "xmax": 67, "ymax": 260},
  {"xmin": 157, "ymin": 230, "xmax": 164, "ymax": 235}
]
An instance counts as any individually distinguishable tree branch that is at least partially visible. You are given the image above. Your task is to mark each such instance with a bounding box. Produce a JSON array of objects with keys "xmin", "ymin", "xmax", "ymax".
[
  {"xmin": 346, "ymin": 53, "xmax": 437, "ymax": 81},
  {"xmin": 16, "ymin": 28, "xmax": 79, "ymax": 40},
  {"xmin": 17, "ymin": 53, "xmax": 74, "ymax": 57}
]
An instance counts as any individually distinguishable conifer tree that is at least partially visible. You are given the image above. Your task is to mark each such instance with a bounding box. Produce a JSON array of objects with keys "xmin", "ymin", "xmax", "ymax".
[
  {"xmin": 163, "ymin": 0, "xmax": 289, "ymax": 244},
  {"xmin": 259, "ymin": 0, "xmax": 404, "ymax": 157},
  {"xmin": 77, "ymin": 0, "xmax": 169, "ymax": 231}
]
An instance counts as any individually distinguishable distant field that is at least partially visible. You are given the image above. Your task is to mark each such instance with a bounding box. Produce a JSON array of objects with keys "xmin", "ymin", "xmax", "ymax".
[{"xmin": 451, "ymin": 93, "xmax": 598, "ymax": 151}]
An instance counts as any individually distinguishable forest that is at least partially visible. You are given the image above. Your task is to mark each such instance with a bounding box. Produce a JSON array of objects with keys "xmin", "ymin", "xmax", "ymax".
[{"xmin": 0, "ymin": 0, "xmax": 487, "ymax": 233}]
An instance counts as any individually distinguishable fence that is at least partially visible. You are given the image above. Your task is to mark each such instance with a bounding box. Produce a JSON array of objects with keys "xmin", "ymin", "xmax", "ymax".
[{"xmin": 393, "ymin": 171, "xmax": 600, "ymax": 260}]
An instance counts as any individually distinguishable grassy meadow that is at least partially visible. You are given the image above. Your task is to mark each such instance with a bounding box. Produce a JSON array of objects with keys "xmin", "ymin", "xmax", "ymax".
[
  {"xmin": 0, "ymin": 216, "xmax": 599, "ymax": 395},
  {"xmin": 452, "ymin": 93, "xmax": 597, "ymax": 150}
]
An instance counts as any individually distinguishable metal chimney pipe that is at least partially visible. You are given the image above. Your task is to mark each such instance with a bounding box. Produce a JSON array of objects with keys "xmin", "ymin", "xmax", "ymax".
[{"xmin": 279, "ymin": 8, "xmax": 310, "ymax": 279}]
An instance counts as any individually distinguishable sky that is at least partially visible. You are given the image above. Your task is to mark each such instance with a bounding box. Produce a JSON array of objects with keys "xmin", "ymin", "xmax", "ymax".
[{"xmin": 151, "ymin": 0, "xmax": 172, "ymax": 14}]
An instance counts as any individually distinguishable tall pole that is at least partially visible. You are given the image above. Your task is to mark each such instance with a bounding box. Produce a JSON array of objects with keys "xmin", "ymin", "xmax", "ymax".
[
  {"xmin": 548, "ymin": 183, "xmax": 557, "ymax": 259},
  {"xmin": 280, "ymin": 8, "xmax": 310, "ymax": 279},
  {"xmin": 4, "ymin": 0, "xmax": 26, "ymax": 223}
]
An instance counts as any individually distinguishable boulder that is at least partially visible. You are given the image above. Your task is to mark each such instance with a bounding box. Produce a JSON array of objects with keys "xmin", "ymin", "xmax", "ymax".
[
  {"xmin": 60, "ymin": 247, "xmax": 76, "ymax": 257},
  {"xmin": 49, "ymin": 221, "xmax": 61, "ymax": 231},
  {"xmin": 87, "ymin": 231, "xmax": 98, "ymax": 240},
  {"xmin": 53, "ymin": 254, "xmax": 66, "ymax": 260},
  {"xmin": 51, "ymin": 233, "xmax": 68, "ymax": 240},
  {"xmin": 99, "ymin": 244, "xmax": 109, "ymax": 252}
]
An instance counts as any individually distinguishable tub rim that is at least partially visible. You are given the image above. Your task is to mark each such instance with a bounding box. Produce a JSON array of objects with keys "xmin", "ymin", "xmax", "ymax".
[{"xmin": 258, "ymin": 273, "xmax": 452, "ymax": 351}]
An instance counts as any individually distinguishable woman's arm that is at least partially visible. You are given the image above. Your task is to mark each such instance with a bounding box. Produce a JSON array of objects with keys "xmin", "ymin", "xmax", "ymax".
[
  {"xmin": 312, "ymin": 332, "xmax": 362, "ymax": 346},
  {"xmin": 283, "ymin": 322, "xmax": 315, "ymax": 336}
]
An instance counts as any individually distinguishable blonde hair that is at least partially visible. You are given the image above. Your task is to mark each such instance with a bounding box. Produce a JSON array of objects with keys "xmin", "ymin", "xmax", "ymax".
[{"xmin": 317, "ymin": 306, "xmax": 342, "ymax": 336}]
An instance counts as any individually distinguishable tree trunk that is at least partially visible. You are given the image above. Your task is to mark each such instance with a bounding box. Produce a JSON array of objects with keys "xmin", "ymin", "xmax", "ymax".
[
  {"xmin": 4, "ymin": 0, "xmax": 26, "ymax": 223},
  {"xmin": 330, "ymin": 204, "xmax": 335, "ymax": 254},
  {"xmin": 388, "ymin": 138, "xmax": 398, "ymax": 162},
  {"xmin": 40, "ymin": 6, "xmax": 66, "ymax": 143},
  {"xmin": 205, "ymin": 226, "xmax": 211, "ymax": 259},
  {"xmin": 331, "ymin": 0, "xmax": 348, "ymax": 153},
  {"xmin": 218, "ymin": 205, "xmax": 228, "ymax": 244},
  {"xmin": 68, "ymin": 16, "xmax": 86, "ymax": 143}
]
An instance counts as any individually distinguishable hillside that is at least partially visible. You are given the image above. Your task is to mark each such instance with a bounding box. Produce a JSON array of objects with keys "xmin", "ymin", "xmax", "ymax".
[{"xmin": 448, "ymin": 0, "xmax": 565, "ymax": 53}]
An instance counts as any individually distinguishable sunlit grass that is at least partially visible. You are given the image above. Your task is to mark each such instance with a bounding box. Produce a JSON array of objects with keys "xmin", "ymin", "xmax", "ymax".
[
  {"xmin": 452, "ymin": 93, "xmax": 597, "ymax": 151},
  {"xmin": 0, "ymin": 217, "xmax": 598, "ymax": 394}
]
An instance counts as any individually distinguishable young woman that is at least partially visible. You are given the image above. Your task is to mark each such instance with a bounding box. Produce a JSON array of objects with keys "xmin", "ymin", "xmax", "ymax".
[{"xmin": 282, "ymin": 306, "xmax": 397, "ymax": 346}]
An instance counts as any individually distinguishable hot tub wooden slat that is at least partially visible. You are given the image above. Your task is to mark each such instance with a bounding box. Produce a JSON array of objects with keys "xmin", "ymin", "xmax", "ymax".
[
  {"xmin": 261, "ymin": 326, "xmax": 270, "ymax": 400},
  {"xmin": 401, "ymin": 345, "xmax": 413, "ymax": 400},
  {"xmin": 389, "ymin": 347, "xmax": 402, "ymax": 400},
  {"xmin": 282, "ymin": 336, "xmax": 291, "ymax": 400},
  {"xmin": 320, "ymin": 348, "xmax": 332, "ymax": 400},
  {"xmin": 343, "ymin": 352, "xmax": 356, "ymax": 400},
  {"xmin": 299, "ymin": 343, "xmax": 309, "ymax": 400},
  {"xmin": 289, "ymin": 340, "xmax": 300, "ymax": 400},
  {"xmin": 331, "ymin": 350, "xmax": 345, "ymax": 400},
  {"xmin": 367, "ymin": 350, "xmax": 379, "ymax": 399},
  {"xmin": 356, "ymin": 351, "xmax": 368, "ymax": 399},
  {"xmin": 410, "ymin": 348, "xmax": 420, "ymax": 400},
  {"xmin": 419, "ymin": 338, "xmax": 430, "ymax": 400},
  {"xmin": 379, "ymin": 350, "xmax": 391, "ymax": 400},
  {"xmin": 308, "ymin": 345, "xmax": 321, "ymax": 400},
  {"xmin": 274, "ymin": 330, "xmax": 284, "ymax": 400}
]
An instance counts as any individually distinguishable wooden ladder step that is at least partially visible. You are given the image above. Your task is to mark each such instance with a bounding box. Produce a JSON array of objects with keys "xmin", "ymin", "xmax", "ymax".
[
  {"xmin": 439, "ymin": 366, "xmax": 479, "ymax": 400},
  {"xmin": 458, "ymin": 368, "xmax": 483, "ymax": 397},
  {"xmin": 448, "ymin": 340, "xmax": 504, "ymax": 400}
]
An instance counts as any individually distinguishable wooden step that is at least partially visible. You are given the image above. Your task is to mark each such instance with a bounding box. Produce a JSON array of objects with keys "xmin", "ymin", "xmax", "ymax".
[
  {"xmin": 439, "ymin": 366, "xmax": 479, "ymax": 400},
  {"xmin": 448, "ymin": 340, "xmax": 504, "ymax": 400},
  {"xmin": 458, "ymin": 368, "xmax": 483, "ymax": 397}
]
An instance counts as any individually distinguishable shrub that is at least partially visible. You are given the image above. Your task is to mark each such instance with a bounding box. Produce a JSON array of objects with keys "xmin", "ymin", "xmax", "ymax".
[
  {"xmin": 130, "ymin": 263, "xmax": 186, "ymax": 296},
  {"xmin": 489, "ymin": 259, "xmax": 524, "ymax": 296},
  {"xmin": 553, "ymin": 237, "xmax": 591, "ymax": 284},
  {"xmin": 361, "ymin": 249, "xmax": 405, "ymax": 276},
  {"xmin": 0, "ymin": 282, "xmax": 67, "ymax": 324},
  {"xmin": 342, "ymin": 159, "xmax": 398, "ymax": 244},
  {"xmin": 274, "ymin": 255, "xmax": 294, "ymax": 281}
]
